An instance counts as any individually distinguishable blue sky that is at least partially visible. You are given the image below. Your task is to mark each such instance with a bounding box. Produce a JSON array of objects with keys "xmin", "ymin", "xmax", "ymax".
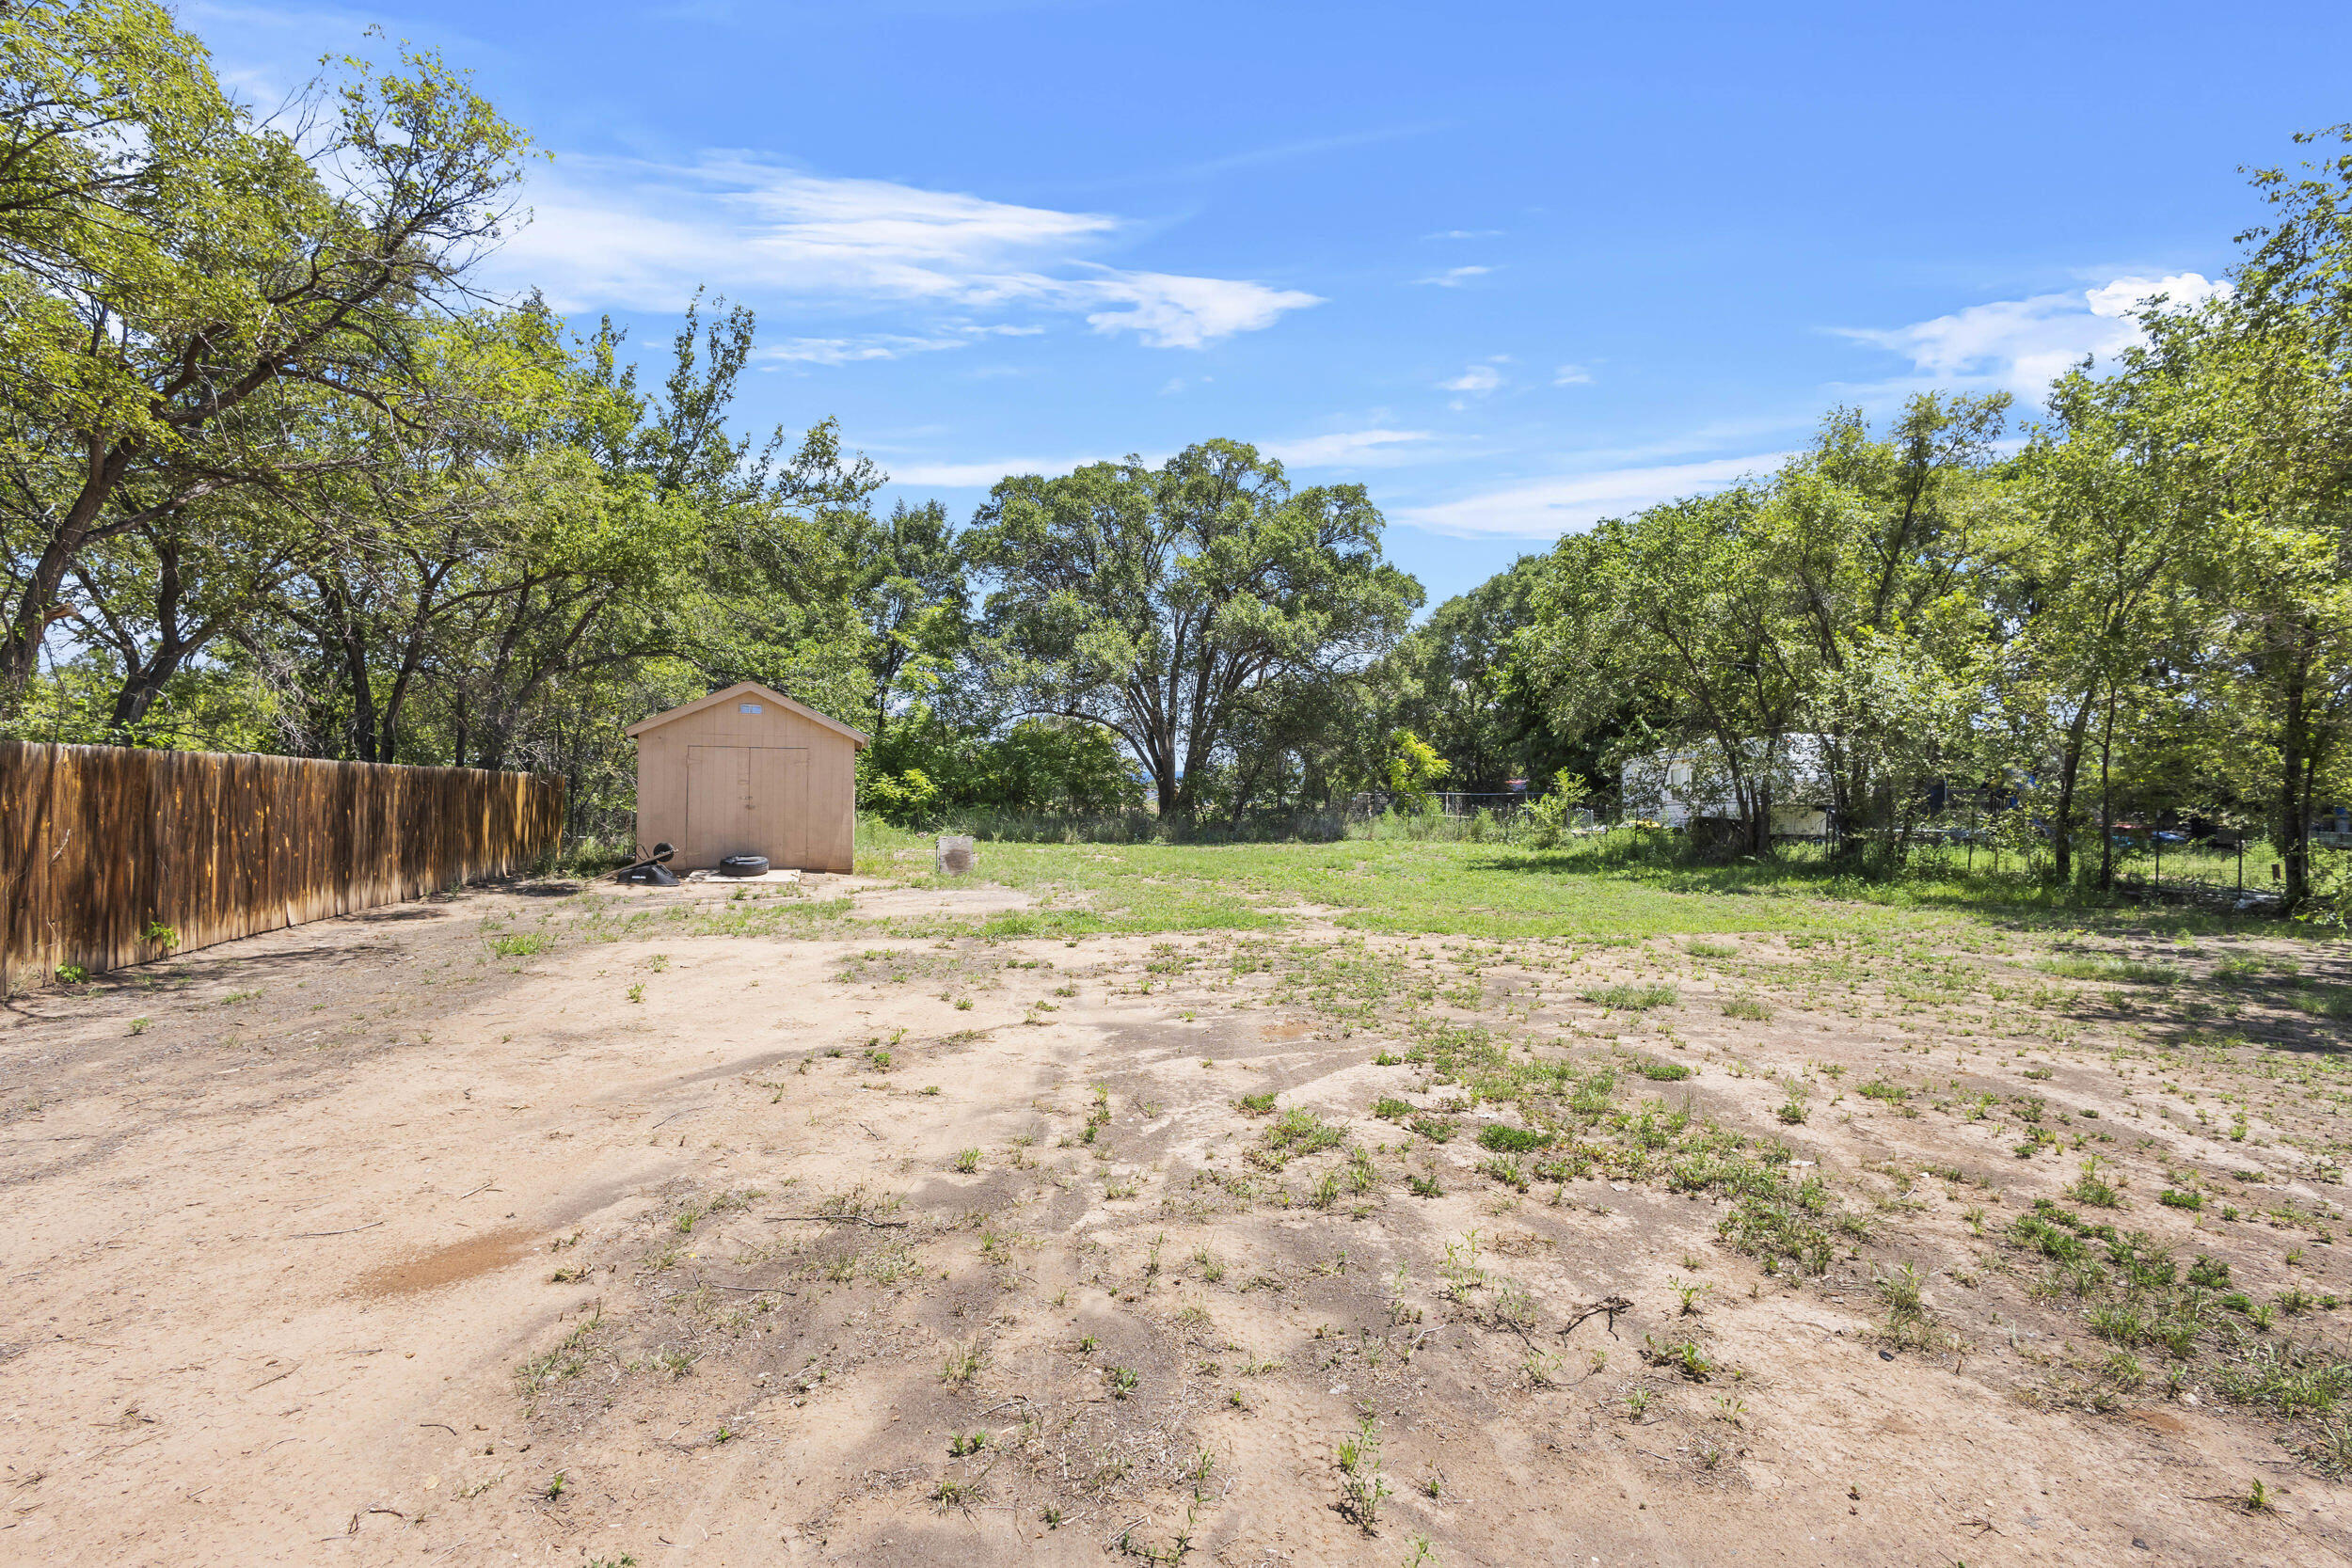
[{"xmin": 195, "ymin": 1, "xmax": 2352, "ymax": 605}]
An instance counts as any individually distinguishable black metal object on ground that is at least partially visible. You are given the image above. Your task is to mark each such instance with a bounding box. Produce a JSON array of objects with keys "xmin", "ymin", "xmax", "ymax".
[{"xmin": 618, "ymin": 841, "xmax": 679, "ymax": 886}]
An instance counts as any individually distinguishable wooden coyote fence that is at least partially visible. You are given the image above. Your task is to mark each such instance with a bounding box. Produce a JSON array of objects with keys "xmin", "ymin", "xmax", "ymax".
[{"xmin": 0, "ymin": 743, "xmax": 565, "ymax": 990}]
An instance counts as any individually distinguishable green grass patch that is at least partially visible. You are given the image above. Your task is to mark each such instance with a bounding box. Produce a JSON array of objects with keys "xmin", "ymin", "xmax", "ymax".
[
  {"xmin": 2034, "ymin": 956, "xmax": 2184, "ymax": 985},
  {"xmin": 1582, "ymin": 981, "xmax": 1678, "ymax": 1011},
  {"xmin": 848, "ymin": 825, "xmax": 1954, "ymax": 942},
  {"xmin": 1260, "ymin": 1108, "xmax": 1345, "ymax": 1165}
]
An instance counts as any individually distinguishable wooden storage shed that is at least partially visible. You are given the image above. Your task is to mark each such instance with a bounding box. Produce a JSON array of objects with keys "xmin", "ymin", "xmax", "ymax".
[{"xmin": 627, "ymin": 682, "xmax": 869, "ymax": 873}]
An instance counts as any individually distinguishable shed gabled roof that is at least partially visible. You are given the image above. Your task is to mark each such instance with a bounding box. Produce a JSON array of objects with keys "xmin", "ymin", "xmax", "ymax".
[{"xmin": 625, "ymin": 681, "xmax": 871, "ymax": 749}]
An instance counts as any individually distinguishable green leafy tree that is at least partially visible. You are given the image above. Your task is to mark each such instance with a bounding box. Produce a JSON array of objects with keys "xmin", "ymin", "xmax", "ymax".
[
  {"xmin": 2005, "ymin": 359, "xmax": 2211, "ymax": 884},
  {"xmin": 842, "ymin": 498, "xmax": 969, "ymax": 736},
  {"xmin": 1519, "ymin": 490, "xmax": 1818, "ymax": 853},
  {"xmin": 965, "ymin": 439, "xmax": 1422, "ymax": 821},
  {"xmin": 1384, "ymin": 728, "xmax": 1450, "ymax": 810},
  {"xmin": 1389, "ymin": 555, "xmax": 1588, "ymax": 793},
  {"xmin": 0, "ymin": 9, "xmax": 532, "ymax": 715},
  {"xmin": 2192, "ymin": 126, "xmax": 2352, "ymax": 908},
  {"xmin": 1757, "ymin": 394, "xmax": 2023, "ymax": 859}
]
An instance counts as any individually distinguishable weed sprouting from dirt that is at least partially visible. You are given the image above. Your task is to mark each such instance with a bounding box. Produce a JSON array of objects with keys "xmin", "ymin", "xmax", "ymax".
[
  {"xmin": 940, "ymin": 1340, "xmax": 985, "ymax": 1386},
  {"xmin": 1335, "ymin": 1416, "xmax": 1393, "ymax": 1532},
  {"xmin": 1260, "ymin": 1108, "xmax": 1344, "ymax": 1167},
  {"xmin": 516, "ymin": 1313, "xmax": 604, "ymax": 1402}
]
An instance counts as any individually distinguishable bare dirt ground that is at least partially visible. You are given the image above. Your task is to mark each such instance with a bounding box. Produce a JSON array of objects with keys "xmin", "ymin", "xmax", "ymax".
[{"xmin": 3, "ymin": 868, "xmax": 2349, "ymax": 1566}]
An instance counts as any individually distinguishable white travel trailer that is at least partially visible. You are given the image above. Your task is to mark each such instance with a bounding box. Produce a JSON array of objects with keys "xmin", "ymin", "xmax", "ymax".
[{"xmin": 1621, "ymin": 735, "xmax": 1833, "ymax": 837}]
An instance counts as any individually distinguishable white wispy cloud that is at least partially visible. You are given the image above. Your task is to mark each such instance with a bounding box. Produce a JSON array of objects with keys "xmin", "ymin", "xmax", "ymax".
[
  {"xmin": 758, "ymin": 324, "xmax": 1041, "ymax": 365},
  {"xmin": 1264, "ymin": 429, "xmax": 1434, "ymax": 467},
  {"xmin": 493, "ymin": 152, "xmax": 1322, "ymax": 348},
  {"xmin": 1418, "ymin": 264, "xmax": 1493, "ymax": 287},
  {"xmin": 1170, "ymin": 123, "xmax": 1438, "ymax": 180},
  {"xmin": 1840, "ymin": 273, "xmax": 2229, "ymax": 399},
  {"xmin": 1552, "ymin": 363, "xmax": 1594, "ymax": 386},
  {"xmin": 1439, "ymin": 358, "xmax": 1508, "ymax": 407},
  {"xmin": 1400, "ymin": 454, "xmax": 1786, "ymax": 539},
  {"xmin": 1078, "ymin": 268, "xmax": 1321, "ymax": 349},
  {"xmin": 1424, "ymin": 229, "xmax": 1503, "ymax": 239}
]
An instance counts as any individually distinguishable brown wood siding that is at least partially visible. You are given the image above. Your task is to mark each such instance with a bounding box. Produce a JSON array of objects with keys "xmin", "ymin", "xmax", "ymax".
[
  {"xmin": 0, "ymin": 743, "xmax": 564, "ymax": 990},
  {"xmin": 633, "ymin": 695, "xmax": 856, "ymax": 872}
]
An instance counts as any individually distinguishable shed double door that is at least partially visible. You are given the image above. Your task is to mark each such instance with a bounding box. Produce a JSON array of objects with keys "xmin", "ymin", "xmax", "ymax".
[{"xmin": 684, "ymin": 745, "xmax": 807, "ymax": 868}]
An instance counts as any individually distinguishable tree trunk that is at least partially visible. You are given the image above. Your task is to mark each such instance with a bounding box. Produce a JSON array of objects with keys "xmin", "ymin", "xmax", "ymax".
[
  {"xmin": 101, "ymin": 531, "xmax": 209, "ymax": 735},
  {"xmin": 108, "ymin": 657, "xmax": 181, "ymax": 732},
  {"xmin": 2279, "ymin": 634, "xmax": 2310, "ymax": 910},
  {"xmin": 2095, "ymin": 688, "xmax": 2118, "ymax": 893},
  {"xmin": 2050, "ymin": 689, "xmax": 2097, "ymax": 884},
  {"xmin": 0, "ymin": 439, "xmax": 138, "ymax": 715},
  {"xmin": 1150, "ymin": 734, "xmax": 1181, "ymax": 821}
]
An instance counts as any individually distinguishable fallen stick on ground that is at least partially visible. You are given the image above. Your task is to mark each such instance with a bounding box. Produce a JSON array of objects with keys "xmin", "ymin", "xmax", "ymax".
[
  {"xmin": 667, "ymin": 1280, "xmax": 794, "ymax": 1296},
  {"xmin": 761, "ymin": 1212, "xmax": 911, "ymax": 1227},
  {"xmin": 1555, "ymin": 1293, "xmax": 1633, "ymax": 1338},
  {"xmin": 288, "ymin": 1220, "xmax": 383, "ymax": 1239}
]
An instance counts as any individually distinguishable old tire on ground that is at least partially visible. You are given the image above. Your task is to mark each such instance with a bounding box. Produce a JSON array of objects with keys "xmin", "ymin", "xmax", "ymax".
[{"xmin": 716, "ymin": 855, "xmax": 770, "ymax": 878}]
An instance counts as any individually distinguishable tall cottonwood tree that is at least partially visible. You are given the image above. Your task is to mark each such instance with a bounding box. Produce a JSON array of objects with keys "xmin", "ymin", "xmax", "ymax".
[{"xmin": 965, "ymin": 440, "xmax": 1422, "ymax": 820}]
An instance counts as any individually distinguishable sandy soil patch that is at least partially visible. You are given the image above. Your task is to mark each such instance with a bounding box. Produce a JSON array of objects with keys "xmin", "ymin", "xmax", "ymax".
[{"xmin": 2, "ymin": 876, "xmax": 2347, "ymax": 1564}]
